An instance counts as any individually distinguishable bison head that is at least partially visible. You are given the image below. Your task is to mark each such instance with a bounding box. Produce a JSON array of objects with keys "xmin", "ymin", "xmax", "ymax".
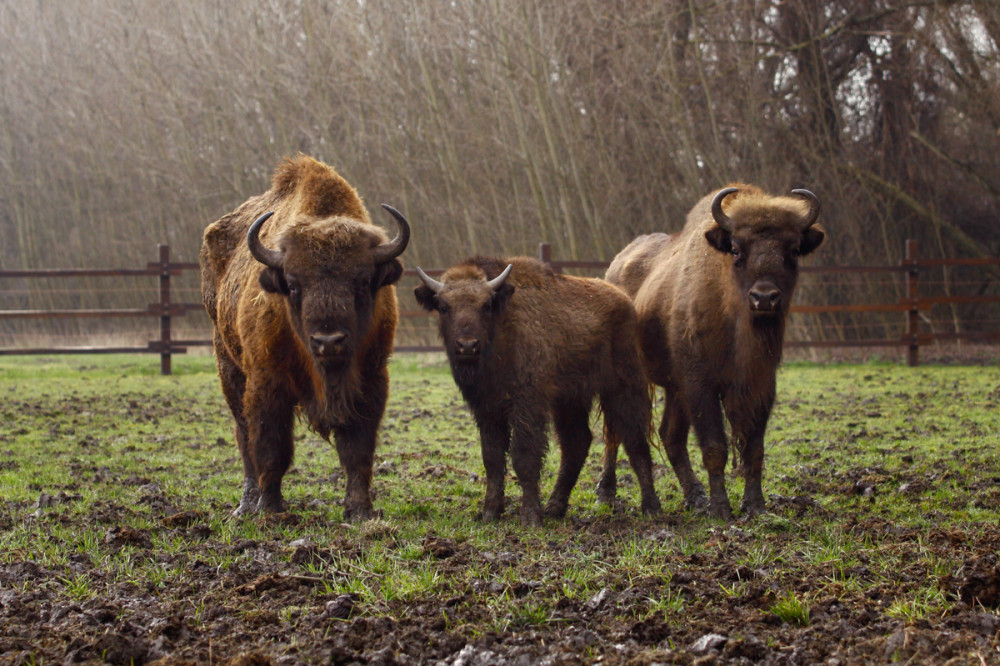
[
  {"xmin": 705, "ymin": 187, "xmax": 824, "ymax": 319},
  {"xmin": 414, "ymin": 263, "xmax": 514, "ymax": 369},
  {"xmin": 247, "ymin": 204, "xmax": 409, "ymax": 374}
]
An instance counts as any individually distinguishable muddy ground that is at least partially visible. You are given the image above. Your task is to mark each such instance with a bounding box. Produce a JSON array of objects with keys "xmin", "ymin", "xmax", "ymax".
[
  {"xmin": 2, "ymin": 512, "xmax": 1000, "ymax": 665},
  {"xmin": 1, "ymin": 359, "xmax": 999, "ymax": 664}
]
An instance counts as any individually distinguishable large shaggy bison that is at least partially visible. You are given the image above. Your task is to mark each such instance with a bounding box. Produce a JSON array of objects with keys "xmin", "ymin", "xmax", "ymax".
[
  {"xmin": 606, "ymin": 185, "xmax": 824, "ymax": 519},
  {"xmin": 200, "ymin": 155, "xmax": 410, "ymax": 519},
  {"xmin": 414, "ymin": 256, "xmax": 661, "ymax": 526}
]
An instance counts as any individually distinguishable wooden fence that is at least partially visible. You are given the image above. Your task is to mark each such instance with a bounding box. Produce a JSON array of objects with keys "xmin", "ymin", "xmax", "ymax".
[{"xmin": 1, "ymin": 240, "xmax": 998, "ymax": 373}]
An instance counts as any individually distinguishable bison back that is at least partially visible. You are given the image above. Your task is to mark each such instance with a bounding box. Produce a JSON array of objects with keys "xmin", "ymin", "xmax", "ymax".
[{"xmin": 605, "ymin": 233, "xmax": 675, "ymax": 299}]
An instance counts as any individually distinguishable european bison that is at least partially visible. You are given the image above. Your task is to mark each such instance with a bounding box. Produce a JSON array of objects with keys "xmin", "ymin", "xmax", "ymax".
[
  {"xmin": 606, "ymin": 184, "xmax": 824, "ymax": 519},
  {"xmin": 200, "ymin": 155, "xmax": 410, "ymax": 519},
  {"xmin": 414, "ymin": 256, "xmax": 661, "ymax": 526}
]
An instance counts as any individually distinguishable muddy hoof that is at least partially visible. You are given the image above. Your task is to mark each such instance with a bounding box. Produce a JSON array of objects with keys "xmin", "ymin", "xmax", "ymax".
[
  {"xmin": 257, "ymin": 495, "xmax": 287, "ymax": 514},
  {"xmin": 543, "ymin": 500, "xmax": 569, "ymax": 519},
  {"xmin": 596, "ymin": 480, "xmax": 617, "ymax": 505},
  {"xmin": 683, "ymin": 491, "xmax": 709, "ymax": 512},
  {"xmin": 231, "ymin": 501, "xmax": 260, "ymax": 518},
  {"xmin": 739, "ymin": 499, "xmax": 767, "ymax": 518},
  {"xmin": 640, "ymin": 497, "xmax": 662, "ymax": 516},
  {"xmin": 519, "ymin": 506, "xmax": 543, "ymax": 527},
  {"xmin": 343, "ymin": 505, "xmax": 375, "ymax": 522},
  {"xmin": 707, "ymin": 500, "xmax": 734, "ymax": 521}
]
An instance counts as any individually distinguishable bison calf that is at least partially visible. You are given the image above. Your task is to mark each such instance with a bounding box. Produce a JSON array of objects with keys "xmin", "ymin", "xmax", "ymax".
[
  {"xmin": 606, "ymin": 185, "xmax": 824, "ymax": 519},
  {"xmin": 415, "ymin": 256, "xmax": 661, "ymax": 526},
  {"xmin": 200, "ymin": 155, "xmax": 409, "ymax": 519}
]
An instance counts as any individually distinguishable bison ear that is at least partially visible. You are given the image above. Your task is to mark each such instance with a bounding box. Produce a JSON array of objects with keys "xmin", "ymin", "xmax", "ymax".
[
  {"xmin": 491, "ymin": 282, "xmax": 515, "ymax": 313},
  {"xmin": 259, "ymin": 267, "xmax": 289, "ymax": 295},
  {"xmin": 373, "ymin": 258, "xmax": 404, "ymax": 291},
  {"xmin": 705, "ymin": 227, "xmax": 732, "ymax": 254},
  {"xmin": 413, "ymin": 284, "xmax": 438, "ymax": 312},
  {"xmin": 800, "ymin": 225, "xmax": 825, "ymax": 256}
]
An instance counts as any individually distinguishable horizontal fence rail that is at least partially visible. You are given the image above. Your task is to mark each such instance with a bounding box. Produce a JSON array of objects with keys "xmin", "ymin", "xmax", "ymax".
[{"xmin": 1, "ymin": 240, "xmax": 998, "ymax": 373}]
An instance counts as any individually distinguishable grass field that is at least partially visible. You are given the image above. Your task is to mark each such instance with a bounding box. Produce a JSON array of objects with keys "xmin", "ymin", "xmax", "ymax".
[{"xmin": 0, "ymin": 354, "xmax": 998, "ymax": 664}]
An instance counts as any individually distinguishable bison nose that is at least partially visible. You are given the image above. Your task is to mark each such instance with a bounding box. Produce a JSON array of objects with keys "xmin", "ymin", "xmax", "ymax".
[
  {"xmin": 749, "ymin": 287, "xmax": 781, "ymax": 311},
  {"xmin": 310, "ymin": 331, "xmax": 348, "ymax": 357},
  {"xmin": 455, "ymin": 337, "xmax": 481, "ymax": 357}
]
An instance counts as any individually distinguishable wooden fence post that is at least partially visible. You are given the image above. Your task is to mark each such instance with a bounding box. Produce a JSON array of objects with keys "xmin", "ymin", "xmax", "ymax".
[
  {"xmin": 158, "ymin": 244, "xmax": 172, "ymax": 375},
  {"xmin": 903, "ymin": 239, "xmax": 920, "ymax": 367},
  {"xmin": 538, "ymin": 242, "xmax": 561, "ymax": 273}
]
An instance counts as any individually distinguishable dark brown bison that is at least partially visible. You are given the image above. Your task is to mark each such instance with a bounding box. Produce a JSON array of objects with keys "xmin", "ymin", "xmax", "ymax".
[
  {"xmin": 605, "ymin": 184, "xmax": 824, "ymax": 519},
  {"xmin": 200, "ymin": 155, "xmax": 410, "ymax": 519},
  {"xmin": 414, "ymin": 256, "xmax": 661, "ymax": 526}
]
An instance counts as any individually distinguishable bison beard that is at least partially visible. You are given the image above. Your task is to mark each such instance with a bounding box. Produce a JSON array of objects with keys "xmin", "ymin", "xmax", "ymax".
[
  {"xmin": 415, "ymin": 257, "xmax": 661, "ymax": 526},
  {"xmin": 200, "ymin": 155, "xmax": 408, "ymax": 520},
  {"xmin": 606, "ymin": 184, "xmax": 824, "ymax": 520}
]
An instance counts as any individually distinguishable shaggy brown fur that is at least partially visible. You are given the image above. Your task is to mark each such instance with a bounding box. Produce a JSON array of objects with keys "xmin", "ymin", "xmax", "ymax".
[
  {"xmin": 200, "ymin": 155, "xmax": 406, "ymax": 519},
  {"xmin": 606, "ymin": 184, "xmax": 825, "ymax": 519},
  {"xmin": 415, "ymin": 256, "xmax": 661, "ymax": 526}
]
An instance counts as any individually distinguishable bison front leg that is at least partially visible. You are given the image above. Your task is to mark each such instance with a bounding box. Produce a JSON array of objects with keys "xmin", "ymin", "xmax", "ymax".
[
  {"xmin": 333, "ymin": 426, "xmax": 376, "ymax": 521},
  {"xmin": 730, "ymin": 405, "xmax": 771, "ymax": 518},
  {"xmin": 545, "ymin": 401, "xmax": 592, "ymax": 519},
  {"xmin": 233, "ymin": 424, "xmax": 261, "ymax": 516},
  {"xmin": 510, "ymin": 414, "xmax": 548, "ymax": 527},
  {"xmin": 334, "ymin": 369, "xmax": 388, "ymax": 522},
  {"xmin": 214, "ymin": 345, "xmax": 260, "ymax": 517},
  {"xmin": 244, "ymin": 385, "xmax": 296, "ymax": 514},
  {"xmin": 688, "ymin": 390, "xmax": 733, "ymax": 520},
  {"xmin": 476, "ymin": 412, "xmax": 510, "ymax": 523}
]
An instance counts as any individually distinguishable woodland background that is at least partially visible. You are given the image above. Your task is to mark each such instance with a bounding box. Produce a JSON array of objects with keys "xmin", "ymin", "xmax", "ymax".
[{"xmin": 0, "ymin": 0, "xmax": 998, "ymax": 347}]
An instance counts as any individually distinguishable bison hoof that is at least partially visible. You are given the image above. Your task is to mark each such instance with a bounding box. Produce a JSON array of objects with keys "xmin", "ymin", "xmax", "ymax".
[
  {"xmin": 706, "ymin": 501, "xmax": 734, "ymax": 521},
  {"xmin": 519, "ymin": 507, "xmax": 543, "ymax": 527},
  {"xmin": 641, "ymin": 497, "xmax": 662, "ymax": 516},
  {"xmin": 344, "ymin": 505, "xmax": 376, "ymax": 522},
  {"xmin": 739, "ymin": 500, "xmax": 767, "ymax": 518},
  {"xmin": 595, "ymin": 480, "xmax": 617, "ymax": 505},
  {"xmin": 257, "ymin": 496, "xmax": 287, "ymax": 514},
  {"xmin": 683, "ymin": 491, "xmax": 709, "ymax": 512},
  {"xmin": 543, "ymin": 500, "xmax": 569, "ymax": 519},
  {"xmin": 231, "ymin": 501, "xmax": 259, "ymax": 518},
  {"xmin": 479, "ymin": 505, "xmax": 503, "ymax": 523}
]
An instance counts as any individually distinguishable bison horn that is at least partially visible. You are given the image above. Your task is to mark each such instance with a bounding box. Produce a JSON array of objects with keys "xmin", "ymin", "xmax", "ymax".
[
  {"xmin": 711, "ymin": 187, "xmax": 739, "ymax": 233},
  {"xmin": 372, "ymin": 204, "xmax": 412, "ymax": 264},
  {"xmin": 246, "ymin": 212, "xmax": 284, "ymax": 269},
  {"xmin": 415, "ymin": 267, "xmax": 444, "ymax": 294},
  {"xmin": 486, "ymin": 264, "xmax": 513, "ymax": 291},
  {"xmin": 791, "ymin": 189, "xmax": 821, "ymax": 231}
]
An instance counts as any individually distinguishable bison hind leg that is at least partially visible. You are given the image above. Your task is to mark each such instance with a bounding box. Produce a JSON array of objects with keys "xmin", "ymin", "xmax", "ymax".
[
  {"xmin": 595, "ymin": 430, "xmax": 618, "ymax": 506},
  {"xmin": 545, "ymin": 401, "xmax": 592, "ymax": 519}
]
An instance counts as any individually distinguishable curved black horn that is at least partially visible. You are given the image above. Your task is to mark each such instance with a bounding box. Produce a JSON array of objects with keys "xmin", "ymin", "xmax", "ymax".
[
  {"xmin": 486, "ymin": 264, "xmax": 513, "ymax": 292},
  {"xmin": 711, "ymin": 187, "xmax": 739, "ymax": 233},
  {"xmin": 372, "ymin": 204, "xmax": 411, "ymax": 264},
  {"xmin": 246, "ymin": 212, "xmax": 283, "ymax": 269},
  {"xmin": 791, "ymin": 189, "xmax": 821, "ymax": 231},
  {"xmin": 415, "ymin": 267, "xmax": 444, "ymax": 294}
]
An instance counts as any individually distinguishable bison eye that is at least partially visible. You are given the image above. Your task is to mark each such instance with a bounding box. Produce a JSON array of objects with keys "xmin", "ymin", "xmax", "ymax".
[
  {"xmin": 437, "ymin": 301, "xmax": 450, "ymax": 315},
  {"xmin": 730, "ymin": 245, "xmax": 742, "ymax": 260}
]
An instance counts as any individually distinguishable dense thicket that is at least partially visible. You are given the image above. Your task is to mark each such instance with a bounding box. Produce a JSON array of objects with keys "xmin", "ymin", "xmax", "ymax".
[{"xmin": 1, "ymin": 0, "xmax": 997, "ymax": 345}]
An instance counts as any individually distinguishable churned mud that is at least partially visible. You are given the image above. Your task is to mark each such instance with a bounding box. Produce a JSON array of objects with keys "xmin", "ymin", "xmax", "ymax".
[{"xmin": 1, "ymin": 361, "xmax": 999, "ymax": 664}]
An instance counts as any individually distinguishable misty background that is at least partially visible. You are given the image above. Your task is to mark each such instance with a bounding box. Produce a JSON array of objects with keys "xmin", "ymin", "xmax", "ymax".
[{"xmin": 1, "ymin": 0, "xmax": 998, "ymax": 349}]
